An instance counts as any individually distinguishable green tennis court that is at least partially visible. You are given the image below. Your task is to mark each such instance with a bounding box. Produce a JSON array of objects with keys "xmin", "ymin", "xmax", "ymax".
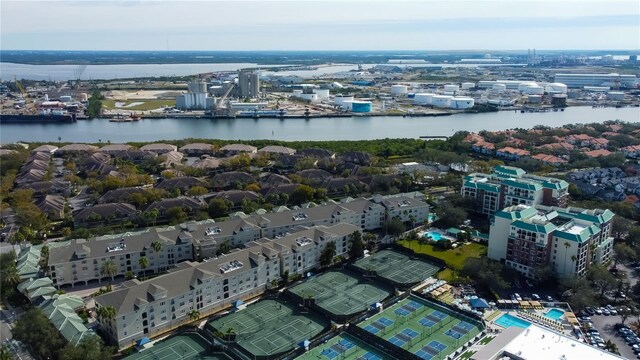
[
  {"xmin": 289, "ymin": 271, "xmax": 391, "ymax": 316},
  {"xmin": 207, "ymin": 299, "xmax": 328, "ymax": 357},
  {"xmin": 358, "ymin": 296, "xmax": 483, "ymax": 360},
  {"xmin": 295, "ymin": 333, "xmax": 387, "ymax": 360},
  {"xmin": 353, "ymin": 250, "xmax": 440, "ymax": 286},
  {"xmin": 124, "ymin": 333, "xmax": 231, "ymax": 360}
]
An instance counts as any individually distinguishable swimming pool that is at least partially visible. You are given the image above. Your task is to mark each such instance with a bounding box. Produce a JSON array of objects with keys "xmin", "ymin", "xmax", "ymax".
[
  {"xmin": 544, "ymin": 308, "xmax": 565, "ymax": 321},
  {"xmin": 424, "ymin": 231, "xmax": 443, "ymax": 241},
  {"xmin": 494, "ymin": 314, "xmax": 531, "ymax": 329}
]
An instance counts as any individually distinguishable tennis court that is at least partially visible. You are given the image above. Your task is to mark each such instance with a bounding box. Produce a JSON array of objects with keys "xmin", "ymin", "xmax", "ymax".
[
  {"xmin": 289, "ymin": 271, "xmax": 390, "ymax": 317},
  {"xmin": 207, "ymin": 299, "xmax": 328, "ymax": 357},
  {"xmin": 124, "ymin": 333, "xmax": 231, "ymax": 360},
  {"xmin": 295, "ymin": 334, "xmax": 387, "ymax": 360},
  {"xmin": 353, "ymin": 250, "xmax": 440, "ymax": 286},
  {"xmin": 357, "ymin": 296, "xmax": 483, "ymax": 360}
]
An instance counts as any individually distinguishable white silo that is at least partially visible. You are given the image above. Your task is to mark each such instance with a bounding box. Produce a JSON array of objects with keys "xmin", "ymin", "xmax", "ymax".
[
  {"xmin": 492, "ymin": 83, "xmax": 507, "ymax": 92},
  {"xmin": 188, "ymin": 81, "xmax": 208, "ymax": 94},
  {"xmin": 517, "ymin": 82, "xmax": 538, "ymax": 92},
  {"xmin": 432, "ymin": 95, "xmax": 453, "ymax": 108},
  {"xmin": 414, "ymin": 93, "xmax": 434, "ymax": 105},
  {"xmin": 545, "ymin": 83, "xmax": 568, "ymax": 94},
  {"xmin": 313, "ymin": 88, "xmax": 330, "ymax": 100},
  {"xmin": 525, "ymin": 85, "xmax": 544, "ymax": 95},
  {"xmin": 340, "ymin": 100, "xmax": 353, "ymax": 111},
  {"xmin": 527, "ymin": 95, "xmax": 543, "ymax": 103},
  {"xmin": 391, "ymin": 85, "xmax": 408, "ymax": 95},
  {"xmin": 461, "ymin": 82, "xmax": 475, "ymax": 90},
  {"xmin": 450, "ymin": 97, "xmax": 475, "ymax": 109},
  {"xmin": 444, "ymin": 84, "xmax": 459, "ymax": 92}
]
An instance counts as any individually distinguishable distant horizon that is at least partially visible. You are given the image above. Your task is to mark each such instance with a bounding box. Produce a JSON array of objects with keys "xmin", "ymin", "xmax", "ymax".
[
  {"xmin": 2, "ymin": 49, "xmax": 639, "ymax": 54},
  {"xmin": 2, "ymin": 1, "xmax": 638, "ymax": 51}
]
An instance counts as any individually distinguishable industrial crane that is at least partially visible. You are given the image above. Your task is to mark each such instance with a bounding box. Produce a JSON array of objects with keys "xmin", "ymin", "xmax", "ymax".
[
  {"xmin": 211, "ymin": 83, "xmax": 235, "ymax": 117},
  {"xmin": 14, "ymin": 77, "xmax": 27, "ymax": 97}
]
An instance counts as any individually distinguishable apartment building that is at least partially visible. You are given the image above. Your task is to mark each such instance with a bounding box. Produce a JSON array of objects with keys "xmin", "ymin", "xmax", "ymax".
[
  {"xmin": 461, "ymin": 166, "xmax": 569, "ymax": 216},
  {"xmin": 47, "ymin": 228, "xmax": 195, "ymax": 288},
  {"xmin": 489, "ymin": 204, "xmax": 614, "ymax": 278},
  {"xmin": 94, "ymin": 223, "xmax": 359, "ymax": 348},
  {"xmin": 49, "ymin": 196, "xmax": 428, "ymax": 287}
]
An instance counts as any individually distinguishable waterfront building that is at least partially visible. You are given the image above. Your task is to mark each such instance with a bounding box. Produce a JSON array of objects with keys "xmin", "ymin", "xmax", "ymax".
[
  {"xmin": 94, "ymin": 223, "xmax": 359, "ymax": 348},
  {"xmin": 488, "ymin": 204, "xmax": 614, "ymax": 278},
  {"xmin": 461, "ymin": 166, "xmax": 569, "ymax": 216},
  {"xmin": 553, "ymin": 73, "xmax": 638, "ymax": 88},
  {"xmin": 238, "ymin": 70, "xmax": 260, "ymax": 98}
]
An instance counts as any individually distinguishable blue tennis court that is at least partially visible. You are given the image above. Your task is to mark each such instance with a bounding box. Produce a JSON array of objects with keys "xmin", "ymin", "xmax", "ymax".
[
  {"xmin": 395, "ymin": 307, "xmax": 411, "ymax": 316},
  {"xmin": 415, "ymin": 340, "xmax": 447, "ymax": 360},
  {"xmin": 363, "ymin": 317, "xmax": 394, "ymax": 334},
  {"xmin": 356, "ymin": 353, "xmax": 382, "ymax": 360},
  {"xmin": 419, "ymin": 317, "xmax": 436, "ymax": 327},
  {"xmin": 445, "ymin": 328, "xmax": 463, "ymax": 339},
  {"xmin": 319, "ymin": 338, "xmax": 356, "ymax": 359},
  {"xmin": 431, "ymin": 310, "xmax": 448, "ymax": 320},
  {"xmin": 388, "ymin": 328, "xmax": 419, "ymax": 347}
]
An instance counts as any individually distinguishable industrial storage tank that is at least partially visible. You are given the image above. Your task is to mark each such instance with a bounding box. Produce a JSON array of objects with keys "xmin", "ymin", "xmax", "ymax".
[
  {"xmin": 340, "ymin": 100, "xmax": 353, "ymax": 111},
  {"xmin": 313, "ymin": 88, "xmax": 330, "ymax": 100},
  {"xmin": 292, "ymin": 90, "xmax": 303, "ymax": 97},
  {"xmin": 525, "ymin": 85, "xmax": 544, "ymax": 95},
  {"xmin": 527, "ymin": 95, "xmax": 543, "ymax": 103},
  {"xmin": 76, "ymin": 93, "xmax": 88, "ymax": 102},
  {"xmin": 414, "ymin": 93, "xmax": 434, "ymax": 105},
  {"xmin": 492, "ymin": 83, "xmax": 507, "ymax": 92},
  {"xmin": 334, "ymin": 95, "xmax": 354, "ymax": 106},
  {"xmin": 59, "ymin": 95, "xmax": 72, "ymax": 102},
  {"xmin": 188, "ymin": 81, "xmax": 208, "ymax": 94},
  {"xmin": 517, "ymin": 82, "xmax": 538, "ymax": 92},
  {"xmin": 545, "ymin": 82, "xmax": 568, "ymax": 94},
  {"xmin": 461, "ymin": 82, "xmax": 475, "ymax": 90},
  {"xmin": 444, "ymin": 84, "xmax": 459, "ymax": 92},
  {"xmin": 450, "ymin": 97, "xmax": 474, "ymax": 109},
  {"xmin": 351, "ymin": 101, "xmax": 372, "ymax": 113},
  {"xmin": 552, "ymin": 94, "xmax": 567, "ymax": 106},
  {"xmin": 607, "ymin": 91, "xmax": 625, "ymax": 101},
  {"xmin": 391, "ymin": 85, "xmax": 408, "ymax": 95},
  {"xmin": 431, "ymin": 95, "xmax": 453, "ymax": 108}
]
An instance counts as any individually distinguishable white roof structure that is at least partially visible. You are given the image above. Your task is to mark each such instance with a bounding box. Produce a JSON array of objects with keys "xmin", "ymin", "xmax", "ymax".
[{"xmin": 472, "ymin": 324, "xmax": 624, "ymax": 360}]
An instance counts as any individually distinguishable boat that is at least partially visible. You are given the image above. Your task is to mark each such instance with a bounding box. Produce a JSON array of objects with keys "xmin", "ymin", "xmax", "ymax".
[{"xmin": 0, "ymin": 112, "xmax": 76, "ymax": 124}]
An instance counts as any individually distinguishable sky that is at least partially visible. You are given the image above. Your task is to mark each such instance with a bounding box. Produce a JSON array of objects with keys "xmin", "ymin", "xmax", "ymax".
[{"xmin": 1, "ymin": 0, "xmax": 639, "ymax": 51}]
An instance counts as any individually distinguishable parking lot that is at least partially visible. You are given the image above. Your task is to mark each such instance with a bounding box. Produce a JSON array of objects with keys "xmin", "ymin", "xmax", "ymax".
[{"xmin": 580, "ymin": 308, "xmax": 636, "ymax": 359}]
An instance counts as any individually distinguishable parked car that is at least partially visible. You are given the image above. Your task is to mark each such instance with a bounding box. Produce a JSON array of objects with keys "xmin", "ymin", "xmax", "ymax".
[
  {"xmin": 546, "ymin": 295, "xmax": 554, "ymax": 302},
  {"xmin": 514, "ymin": 293, "xmax": 522, "ymax": 301},
  {"xmin": 585, "ymin": 307, "xmax": 595, "ymax": 315},
  {"xmin": 603, "ymin": 309, "xmax": 611, "ymax": 316},
  {"xmin": 594, "ymin": 308, "xmax": 603, "ymax": 315},
  {"xmin": 532, "ymin": 293, "xmax": 541, "ymax": 300}
]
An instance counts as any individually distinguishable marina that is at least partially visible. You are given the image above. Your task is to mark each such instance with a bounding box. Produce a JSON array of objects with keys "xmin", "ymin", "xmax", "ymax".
[{"xmin": 1, "ymin": 106, "xmax": 637, "ymax": 143}]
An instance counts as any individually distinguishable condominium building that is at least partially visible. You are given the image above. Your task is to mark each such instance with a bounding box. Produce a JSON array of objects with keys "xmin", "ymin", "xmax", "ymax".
[
  {"xmin": 461, "ymin": 166, "xmax": 569, "ymax": 216},
  {"xmin": 489, "ymin": 204, "xmax": 614, "ymax": 278},
  {"xmin": 94, "ymin": 223, "xmax": 359, "ymax": 348},
  {"xmin": 49, "ymin": 196, "xmax": 428, "ymax": 287}
]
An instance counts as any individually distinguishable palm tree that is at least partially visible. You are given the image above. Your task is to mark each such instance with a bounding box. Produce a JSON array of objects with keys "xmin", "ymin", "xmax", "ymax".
[
  {"xmin": 225, "ymin": 327, "xmax": 235, "ymax": 341},
  {"xmin": 0, "ymin": 344, "xmax": 13, "ymax": 360},
  {"xmin": 562, "ymin": 242, "xmax": 570, "ymax": 275},
  {"xmin": 188, "ymin": 309, "xmax": 200, "ymax": 322},
  {"xmin": 604, "ymin": 340, "xmax": 619, "ymax": 354},
  {"xmin": 151, "ymin": 240, "xmax": 162, "ymax": 253},
  {"xmin": 1, "ymin": 265, "xmax": 21, "ymax": 288},
  {"xmin": 139, "ymin": 256, "xmax": 149, "ymax": 275},
  {"xmin": 100, "ymin": 260, "xmax": 118, "ymax": 291},
  {"xmin": 570, "ymin": 255, "xmax": 577, "ymax": 275},
  {"xmin": 419, "ymin": 235, "xmax": 431, "ymax": 253},
  {"xmin": 97, "ymin": 305, "xmax": 116, "ymax": 322}
]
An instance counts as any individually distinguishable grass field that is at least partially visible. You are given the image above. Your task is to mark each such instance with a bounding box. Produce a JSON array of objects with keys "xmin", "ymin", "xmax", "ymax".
[
  {"xmin": 124, "ymin": 333, "xmax": 230, "ymax": 360},
  {"xmin": 103, "ymin": 99, "xmax": 175, "ymax": 111},
  {"xmin": 207, "ymin": 299, "xmax": 327, "ymax": 357},
  {"xmin": 353, "ymin": 250, "xmax": 440, "ymax": 286},
  {"xmin": 295, "ymin": 333, "xmax": 387, "ymax": 360},
  {"xmin": 288, "ymin": 271, "xmax": 390, "ymax": 317},
  {"xmin": 398, "ymin": 240, "xmax": 486, "ymax": 270},
  {"xmin": 357, "ymin": 296, "xmax": 483, "ymax": 360}
]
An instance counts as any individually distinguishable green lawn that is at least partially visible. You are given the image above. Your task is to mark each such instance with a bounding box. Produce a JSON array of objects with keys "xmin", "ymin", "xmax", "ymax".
[
  {"xmin": 459, "ymin": 350, "xmax": 476, "ymax": 359},
  {"xmin": 398, "ymin": 239, "xmax": 487, "ymax": 270},
  {"xmin": 103, "ymin": 99, "xmax": 175, "ymax": 111},
  {"xmin": 478, "ymin": 335, "xmax": 495, "ymax": 345}
]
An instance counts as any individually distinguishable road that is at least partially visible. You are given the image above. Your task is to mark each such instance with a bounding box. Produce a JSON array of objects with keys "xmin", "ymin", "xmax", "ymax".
[{"xmin": 591, "ymin": 313, "xmax": 636, "ymax": 360}]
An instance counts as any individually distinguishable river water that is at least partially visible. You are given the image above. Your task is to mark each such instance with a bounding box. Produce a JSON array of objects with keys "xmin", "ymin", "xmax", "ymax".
[{"xmin": 1, "ymin": 107, "xmax": 638, "ymax": 143}]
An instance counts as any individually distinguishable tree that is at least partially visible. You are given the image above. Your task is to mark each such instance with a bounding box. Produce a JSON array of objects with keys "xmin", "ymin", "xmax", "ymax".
[
  {"xmin": 86, "ymin": 90, "xmax": 104, "ymax": 119},
  {"xmin": 189, "ymin": 309, "xmax": 200, "ymax": 321},
  {"xmin": 151, "ymin": 240, "xmax": 162, "ymax": 253},
  {"xmin": 166, "ymin": 207, "xmax": 188, "ymax": 225},
  {"xmin": 562, "ymin": 242, "xmax": 571, "ymax": 274},
  {"xmin": 614, "ymin": 243, "xmax": 636, "ymax": 266},
  {"xmin": 187, "ymin": 186, "xmax": 208, "ymax": 196},
  {"xmin": 1, "ymin": 252, "xmax": 20, "ymax": 299},
  {"xmin": 385, "ymin": 218, "xmax": 406, "ymax": 237},
  {"xmin": 461, "ymin": 257, "xmax": 509, "ymax": 292},
  {"xmin": 0, "ymin": 345, "xmax": 13, "ymax": 360},
  {"xmin": 586, "ymin": 264, "xmax": 617, "ymax": 300},
  {"xmin": 58, "ymin": 334, "xmax": 114, "ymax": 360},
  {"xmin": 12, "ymin": 307, "xmax": 66, "ymax": 360},
  {"xmin": 434, "ymin": 200, "xmax": 467, "ymax": 229},
  {"xmin": 612, "ymin": 216, "xmax": 632, "ymax": 240},
  {"xmin": 218, "ymin": 241, "xmax": 231, "ymax": 255},
  {"xmin": 319, "ymin": 241, "xmax": 336, "ymax": 267},
  {"xmin": 208, "ymin": 198, "xmax": 232, "ymax": 218},
  {"xmin": 604, "ymin": 340, "xmax": 619, "ymax": 355},
  {"xmin": 349, "ymin": 231, "xmax": 364, "ymax": 259},
  {"xmin": 138, "ymin": 256, "xmax": 149, "ymax": 274},
  {"xmin": 419, "ymin": 235, "xmax": 430, "ymax": 252},
  {"xmin": 363, "ymin": 232, "xmax": 377, "ymax": 251},
  {"xmin": 291, "ymin": 184, "xmax": 315, "ymax": 205},
  {"xmin": 97, "ymin": 305, "xmax": 116, "ymax": 322},
  {"xmin": 100, "ymin": 260, "xmax": 117, "ymax": 291}
]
